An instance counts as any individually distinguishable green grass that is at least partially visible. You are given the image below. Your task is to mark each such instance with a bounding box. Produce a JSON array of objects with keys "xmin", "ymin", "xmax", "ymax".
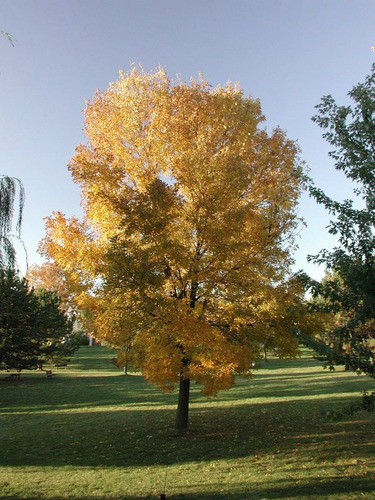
[{"xmin": 0, "ymin": 347, "xmax": 374, "ymax": 499}]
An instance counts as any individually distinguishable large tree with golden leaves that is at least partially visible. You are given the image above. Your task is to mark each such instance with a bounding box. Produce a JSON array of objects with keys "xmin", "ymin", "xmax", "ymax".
[{"xmin": 41, "ymin": 67, "xmax": 306, "ymax": 430}]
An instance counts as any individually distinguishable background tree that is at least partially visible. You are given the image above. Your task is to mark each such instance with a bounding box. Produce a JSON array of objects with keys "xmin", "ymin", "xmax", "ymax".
[
  {"xmin": 0, "ymin": 268, "xmax": 76, "ymax": 372},
  {"xmin": 41, "ymin": 67, "xmax": 307, "ymax": 430},
  {"xmin": 26, "ymin": 262, "xmax": 72, "ymax": 311},
  {"xmin": 0, "ymin": 268, "xmax": 40, "ymax": 370},
  {"xmin": 33, "ymin": 287, "xmax": 77, "ymax": 367},
  {"xmin": 305, "ymin": 64, "xmax": 375, "ymax": 377}
]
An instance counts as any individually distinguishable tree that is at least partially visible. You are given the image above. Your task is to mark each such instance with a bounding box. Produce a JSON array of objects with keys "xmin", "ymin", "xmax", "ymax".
[
  {"xmin": 41, "ymin": 66, "xmax": 306, "ymax": 430},
  {"xmin": 0, "ymin": 268, "xmax": 40, "ymax": 370},
  {"xmin": 0, "ymin": 176, "xmax": 26, "ymax": 270},
  {"xmin": 26, "ymin": 262, "xmax": 72, "ymax": 311},
  {"xmin": 0, "ymin": 32, "xmax": 26, "ymax": 271},
  {"xmin": 305, "ymin": 64, "xmax": 375, "ymax": 377},
  {"xmin": 0, "ymin": 268, "xmax": 76, "ymax": 372},
  {"xmin": 33, "ymin": 287, "xmax": 77, "ymax": 366}
]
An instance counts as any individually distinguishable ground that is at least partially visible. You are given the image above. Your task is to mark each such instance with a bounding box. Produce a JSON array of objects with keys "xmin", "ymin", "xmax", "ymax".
[{"xmin": 0, "ymin": 346, "xmax": 374, "ymax": 499}]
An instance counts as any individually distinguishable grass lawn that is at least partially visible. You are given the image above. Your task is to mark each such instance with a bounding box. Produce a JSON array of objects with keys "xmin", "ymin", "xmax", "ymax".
[{"xmin": 0, "ymin": 346, "xmax": 374, "ymax": 499}]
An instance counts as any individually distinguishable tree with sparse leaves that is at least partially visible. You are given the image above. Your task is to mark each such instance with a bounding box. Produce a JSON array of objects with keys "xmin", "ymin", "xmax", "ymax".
[
  {"xmin": 0, "ymin": 175, "xmax": 26, "ymax": 270},
  {"xmin": 41, "ymin": 67, "xmax": 310, "ymax": 430},
  {"xmin": 0, "ymin": 32, "xmax": 25, "ymax": 270}
]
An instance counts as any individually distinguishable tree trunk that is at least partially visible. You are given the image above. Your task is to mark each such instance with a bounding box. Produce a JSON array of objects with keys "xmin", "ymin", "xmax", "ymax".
[
  {"xmin": 175, "ymin": 278, "xmax": 195, "ymax": 431},
  {"xmin": 175, "ymin": 375, "xmax": 190, "ymax": 431}
]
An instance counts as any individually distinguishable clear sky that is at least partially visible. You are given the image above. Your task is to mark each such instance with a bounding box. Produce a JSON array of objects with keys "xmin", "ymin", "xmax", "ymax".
[{"xmin": 1, "ymin": 0, "xmax": 374, "ymax": 279}]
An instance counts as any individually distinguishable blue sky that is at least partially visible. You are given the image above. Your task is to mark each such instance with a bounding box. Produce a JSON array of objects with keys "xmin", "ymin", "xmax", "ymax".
[{"xmin": 1, "ymin": 0, "xmax": 375, "ymax": 279}]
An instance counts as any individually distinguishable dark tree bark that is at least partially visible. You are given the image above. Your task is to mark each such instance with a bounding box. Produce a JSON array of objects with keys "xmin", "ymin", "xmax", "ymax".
[
  {"xmin": 175, "ymin": 375, "xmax": 190, "ymax": 431},
  {"xmin": 174, "ymin": 278, "xmax": 197, "ymax": 431}
]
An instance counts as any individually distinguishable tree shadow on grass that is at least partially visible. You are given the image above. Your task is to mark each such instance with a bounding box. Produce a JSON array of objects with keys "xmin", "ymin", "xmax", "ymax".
[
  {"xmin": 1, "ymin": 396, "xmax": 374, "ymax": 468},
  {"xmin": 2, "ymin": 355, "xmax": 375, "ymax": 498},
  {"xmin": 165, "ymin": 476, "xmax": 375, "ymax": 499},
  {"xmin": 1, "ymin": 476, "xmax": 374, "ymax": 499},
  {"xmin": 220, "ymin": 366, "xmax": 374, "ymax": 402},
  {"xmin": 0, "ymin": 373, "xmax": 180, "ymax": 413},
  {"xmin": 2, "ymin": 363, "xmax": 372, "ymax": 416}
]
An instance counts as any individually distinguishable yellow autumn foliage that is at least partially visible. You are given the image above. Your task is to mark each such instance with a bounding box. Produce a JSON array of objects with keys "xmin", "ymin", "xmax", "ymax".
[{"xmin": 41, "ymin": 66, "xmax": 310, "ymax": 396}]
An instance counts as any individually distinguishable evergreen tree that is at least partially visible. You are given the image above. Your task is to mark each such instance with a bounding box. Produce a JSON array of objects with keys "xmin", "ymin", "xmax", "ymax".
[{"xmin": 0, "ymin": 268, "xmax": 76, "ymax": 372}]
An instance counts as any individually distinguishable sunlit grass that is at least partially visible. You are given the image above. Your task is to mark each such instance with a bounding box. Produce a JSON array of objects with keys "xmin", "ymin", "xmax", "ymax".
[{"xmin": 0, "ymin": 347, "xmax": 374, "ymax": 499}]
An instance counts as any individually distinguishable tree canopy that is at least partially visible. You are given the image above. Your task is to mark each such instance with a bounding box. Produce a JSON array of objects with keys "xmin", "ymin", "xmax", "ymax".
[
  {"xmin": 41, "ymin": 67, "xmax": 308, "ymax": 429},
  {"xmin": 305, "ymin": 64, "xmax": 375, "ymax": 376}
]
